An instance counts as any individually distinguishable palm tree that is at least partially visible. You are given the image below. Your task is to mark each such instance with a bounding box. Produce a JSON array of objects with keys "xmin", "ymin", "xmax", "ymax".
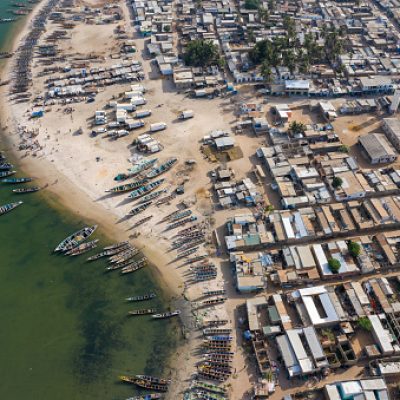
[{"xmin": 260, "ymin": 61, "xmax": 273, "ymax": 84}]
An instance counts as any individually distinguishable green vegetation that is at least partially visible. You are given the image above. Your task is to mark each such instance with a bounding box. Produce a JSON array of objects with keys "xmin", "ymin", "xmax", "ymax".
[
  {"xmin": 183, "ymin": 40, "xmax": 221, "ymax": 67},
  {"xmin": 348, "ymin": 241, "xmax": 361, "ymax": 257},
  {"xmin": 249, "ymin": 21, "xmax": 344, "ymax": 77},
  {"xmin": 332, "ymin": 176, "xmax": 343, "ymax": 189},
  {"xmin": 358, "ymin": 317, "xmax": 372, "ymax": 331},
  {"xmin": 289, "ymin": 121, "xmax": 306, "ymax": 135},
  {"xmin": 328, "ymin": 258, "xmax": 341, "ymax": 274},
  {"xmin": 339, "ymin": 144, "xmax": 350, "ymax": 153},
  {"xmin": 244, "ymin": 0, "xmax": 260, "ymax": 9},
  {"xmin": 163, "ymin": 25, "xmax": 171, "ymax": 33}
]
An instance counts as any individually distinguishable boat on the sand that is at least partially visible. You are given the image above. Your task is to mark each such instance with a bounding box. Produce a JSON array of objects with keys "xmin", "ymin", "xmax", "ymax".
[
  {"xmin": 106, "ymin": 178, "xmax": 148, "ymax": 193},
  {"xmin": 152, "ymin": 310, "xmax": 181, "ymax": 319},
  {"xmin": 146, "ymin": 158, "xmax": 177, "ymax": 179},
  {"xmin": 128, "ymin": 201, "xmax": 152, "ymax": 216},
  {"xmin": 138, "ymin": 189, "xmax": 166, "ymax": 204},
  {"xmin": 128, "ymin": 179, "xmax": 164, "ymax": 199},
  {"xmin": 115, "ymin": 158, "xmax": 157, "ymax": 181},
  {"xmin": 54, "ymin": 225, "xmax": 98, "ymax": 252},
  {"xmin": 0, "ymin": 163, "xmax": 13, "ymax": 170},
  {"xmin": 0, "ymin": 201, "xmax": 23, "ymax": 216}
]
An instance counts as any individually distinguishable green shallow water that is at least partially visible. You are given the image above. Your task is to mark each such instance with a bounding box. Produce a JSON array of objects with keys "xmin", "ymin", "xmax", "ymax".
[{"xmin": 0, "ymin": 2, "xmax": 179, "ymax": 399}]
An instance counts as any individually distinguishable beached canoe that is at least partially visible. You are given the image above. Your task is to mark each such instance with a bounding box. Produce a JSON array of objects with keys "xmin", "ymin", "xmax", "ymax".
[
  {"xmin": 128, "ymin": 179, "xmax": 164, "ymax": 199},
  {"xmin": 128, "ymin": 200, "xmax": 152, "ymax": 216},
  {"xmin": 105, "ymin": 178, "xmax": 148, "ymax": 193},
  {"xmin": 114, "ymin": 158, "xmax": 157, "ymax": 181},
  {"xmin": 0, "ymin": 201, "xmax": 23, "ymax": 216},
  {"xmin": 146, "ymin": 157, "xmax": 177, "ymax": 179},
  {"xmin": 138, "ymin": 189, "xmax": 166, "ymax": 204},
  {"xmin": 119, "ymin": 376, "xmax": 168, "ymax": 392},
  {"xmin": 0, "ymin": 163, "xmax": 13, "ymax": 170},
  {"xmin": 54, "ymin": 225, "xmax": 98, "ymax": 252}
]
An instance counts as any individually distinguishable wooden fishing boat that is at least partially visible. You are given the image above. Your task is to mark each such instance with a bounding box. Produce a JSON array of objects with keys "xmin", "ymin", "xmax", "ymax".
[
  {"xmin": 178, "ymin": 248, "xmax": 198, "ymax": 258},
  {"xmin": 203, "ymin": 327, "xmax": 231, "ymax": 335},
  {"xmin": 121, "ymin": 258, "xmax": 146, "ymax": 274},
  {"xmin": 106, "ymin": 258, "xmax": 136, "ymax": 272},
  {"xmin": 126, "ymin": 292, "xmax": 156, "ymax": 302},
  {"xmin": 146, "ymin": 158, "xmax": 177, "ymax": 179},
  {"xmin": 203, "ymin": 353, "xmax": 234, "ymax": 361},
  {"xmin": 0, "ymin": 163, "xmax": 13, "ymax": 170},
  {"xmin": 54, "ymin": 225, "xmax": 98, "ymax": 252},
  {"xmin": 12, "ymin": 186, "xmax": 41, "ymax": 194},
  {"xmin": 86, "ymin": 244, "xmax": 130, "ymax": 261},
  {"xmin": 65, "ymin": 239, "xmax": 99, "ymax": 256},
  {"xmin": 126, "ymin": 395, "xmax": 162, "ymax": 400},
  {"xmin": 205, "ymin": 335, "xmax": 233, "ymax": 342},
  {"xmin": 128, "ymin": 201, "xmax": 152, "ymax": 216},
  {"xmin": 138, "ymin": 189, "xmax": 166, "ymax": 204},
  {"xmin": 105, "ymin": 178, "xmax": 148, "ymax": 193},
  {"xmin": 166, "ymin": 216, "xmax": 197, "ymax": 230},
  {"xmin": 170, "ymin": 209, "xmax": 192, "ymax": 221},
  {"xmin": 186, "ymin": 255, "xmax": 208, "ymax": 264},
  {"xmin": 203, "ymin": 290, "xmax": 226, "ymax": 297},
  {"xmin": 0, "ymin": 170, "xmax": 16, "ymax": 178},
  {"xmin": 197, "ymin": 367, "xmax": 230, "ymax": 382},
  {"xmin": 1, "ymin": 177, "xmax": 32, "ymax": 184},
  {"xmin": 119, "ymin": 376, "xmax": 168, "ymax": 392},
  {"xmin": 136, "ymin": 375, "xmax": 171, "ymax": 386},
  {"xmin": 132, "ymin": 215, "xmax": 153, "ymax": 228},
  {"xmin": 103, "ymin": 241, "xmax": 129, "ymax": 251},
  {"xmin": 128, "ymin": 179, "xmax": 164, "ymax": 199},
  {"xmin": 191, "ymin": 381, "xmax": 228, "ymax": 395},
  {"xmin": 156, "ymin": 193, "xmax": 176, "ymax": 206},
  {"xmin": 0, "ymin": 201, "xmax": 23, "ymax": 216},
  {"xmin": 109, "ymin": 248, "xmax": 139, "ymax": 264},
  {"xmin": 202, "ymin": 297, "xmax": 226, "ymax": 306},
  {"xmin": 126, "ymin": 158, "xmax": 157, "ymax": 176},
  {"xmin": 152, "ymin": 310, "xmax": 181, "ymax": 319},
  {"xmin": 128, "ymin": 308, "xmax": 156, "ymax": 316}
]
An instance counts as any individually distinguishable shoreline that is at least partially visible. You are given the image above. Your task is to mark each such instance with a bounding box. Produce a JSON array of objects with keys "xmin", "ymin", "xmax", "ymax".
[{"xmin": 0, "ymin": 0, "xmax": 188, "ymax": 395}]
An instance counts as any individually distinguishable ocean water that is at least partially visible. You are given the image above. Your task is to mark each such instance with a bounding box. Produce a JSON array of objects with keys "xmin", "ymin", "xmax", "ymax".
[{"xmin": 0, "ymin": 2, "xmax": 179, "ymax": 400}]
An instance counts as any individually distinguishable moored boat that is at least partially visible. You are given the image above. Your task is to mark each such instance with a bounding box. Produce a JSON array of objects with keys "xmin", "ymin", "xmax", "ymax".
[
  {"xmin": 1, "ymin": 177, "xmax": 32, "ymax": 184},
  {"xmin": 103, "ymin": 241, "xmax": 129, "ymax": 251},
  {"xmin": 0, "ymin": 163, "xmax": 13, "ymax": 170},
  {"xmin": 126, "ymin": 292, "xmax": 156, "ymax": 302},
  {"xmin": 12, "ymin": 186, "xmax": 41, "ymax": 194},
  {"xmin": 65, "ymin": 239, "xmax": 99, "ymax": 256},
  {"xmin": 128, "ymin": 201, "xmax": 152, "ymax": 216},
  {"xmin": 0, "ymin": 201, "xmax": 23, "ymax": 216},
  {"xmin": 86, "ymin": 243, "xmax": 130, "ymax": 261},
  {"xmin": 54, "ymin": 225, "xmax": 98, "ymax": 252},
  {"xmin": 152, "ymin": 310, "xmax": 181, "ymax": 319},
  {"xmin": 0, "ymin": 170, "xmax": 16, "ymax": 178},
  {"xmin": 125, "ymin": 394, "xmax": 162, "ymax": 400},
  {"xmin": 136, "ymin": 375, "xmax": 171, "ymax": 386},
  {"xmin": 146, "ymin": 158, "xmax": 177, "ymax": 179},
  {"xmin": 128, "ymin": 179, "xmax": 164, "ymax": 200},
  {"xmin": 128, "ymin": 308, "xmax": 156, "ymax": 316},
  {"xmin": 121, "ymin": 258, "xmax": 146, "ymax": 274},
  {"xmin": 119, "ymin": 376, "xmax": 168, "ymax": 392},
  {"xmin": 105, "ymin": 178, "xmax": 148, "ymax": 193}
]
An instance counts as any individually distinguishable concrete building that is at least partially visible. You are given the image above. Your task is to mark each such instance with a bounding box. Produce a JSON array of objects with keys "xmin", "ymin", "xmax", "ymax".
[
  {"xmin": 359, "ymin": 133, "xmax": 397, "ymax": 164},
  {"xmin": 383, "ymin": 118, "xmax": 400, "ymax": 151}
]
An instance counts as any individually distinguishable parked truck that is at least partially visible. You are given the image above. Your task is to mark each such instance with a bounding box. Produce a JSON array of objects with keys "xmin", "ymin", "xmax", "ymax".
[
  {"xmin": 179, "ymin": 110, "xmax": 194, "ymax": 120},
  {"xmin": 135, "ymin": 109, "xmax": 152, "ymax": 119},
  {"xmin": 126, "ymin": 119, "xmax": 145, "ymax": 130},
  {"xmin": 130, "ymin": 97, "xmax": 147, "ymax": 106},
  {"xmin": 149, "ymin": 122, "xmax": 167, "ymax": 132}
]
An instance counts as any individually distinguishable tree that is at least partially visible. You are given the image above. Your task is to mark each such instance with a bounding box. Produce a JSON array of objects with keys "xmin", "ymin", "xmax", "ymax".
[
  {"xmin": 339, "ymin": 144, "xmax": 349, "ymax": 153},
  {"xmin": 332, "ymin": 176, "xmax": 343, "ymax": 189},
  {"xmin": 358, "ymin": 317, "xmax": 372, "ymax": 331},
  {"xmin": 348, "ymin": 241, "xmax": 361, "ymax": 257},
  {"xmin": 260, "ymin": 61, "xmax": 273, "ymax": 84},
  {"xmin": 328, "ymin": 258, "xmax": 341, "ymax": 274},
  {"xmin": 244, "ymin": 0, "xmax": 260, "ymax": 9},
  {"xmin": 183, "ymin": 40, "xmax": 220, "ymax": 67},
  {"xmin": 163, "ymin": 25, "xmax": 171, "ymax": 33},
  {"xmin": 289, "ymin": 121, "xmax": 306, "ymax": 135},
  {"xmin": 259, "ymin": 7, "xmax": 270, "ymax": 24}
]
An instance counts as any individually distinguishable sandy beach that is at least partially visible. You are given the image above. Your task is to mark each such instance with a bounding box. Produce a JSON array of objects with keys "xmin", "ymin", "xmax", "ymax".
[{"xmin": 0, "ymin": 0, "xmax": 257, "ymax": 398}]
